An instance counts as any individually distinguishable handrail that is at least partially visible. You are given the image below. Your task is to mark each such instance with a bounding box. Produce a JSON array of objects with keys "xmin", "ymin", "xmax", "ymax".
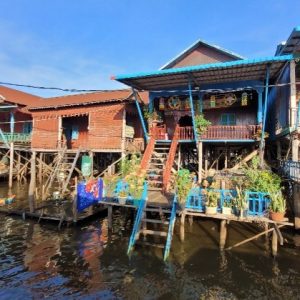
[
  {"xmin": 127, "ymin": 182, "xmax": 148, "ymax": 255},
  {"xmin": 178, "ymin": 126, "xmax": 194, "ymax": 140},
  {"xmin": 279, "ymin": 160, "xmax": 300, "ymax": 182},
  {"xmin": 0, "ymin": 132, "xmax": 32, "ymax": 143},
  {"xmin": 201, "ymin": 125, "xmax": 259, "ymax": 140},
  {"xmin": 163, "ymin": 193, "xmax": 177, "ymax": 261},
  {"xmin": 140, "ymin": 134, "xmax": 156, "ymax": 170},
  {"xmin": 163, "ymin": 125, "xmax": 179, "ymax": 191},
  {"xmin": 98, "ymin": 153, "xmax": 130, "ymax": 178}
]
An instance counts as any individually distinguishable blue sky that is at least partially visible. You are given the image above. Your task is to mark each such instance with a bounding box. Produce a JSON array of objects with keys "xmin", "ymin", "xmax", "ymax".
[{"xmin": 0, "ymin": 0, "xmax": 299, "ymax": 97}]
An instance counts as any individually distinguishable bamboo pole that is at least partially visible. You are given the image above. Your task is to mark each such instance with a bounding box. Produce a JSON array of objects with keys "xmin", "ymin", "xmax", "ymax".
[{"xmin": 8, "ymin": 142, "xmax": 14, "ymax": 190}]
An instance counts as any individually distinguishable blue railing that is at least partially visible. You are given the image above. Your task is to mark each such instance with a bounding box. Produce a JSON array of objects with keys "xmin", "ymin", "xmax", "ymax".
[
  {"xmin": 280, "ymin": 160, "xmax": 300, "ymax": 182},
  {"xmin": 163, "ymin": 193, "xmax": 177, "ymax": 261},
  {"xmin": 185, "ymin": 188, "xmax": 270, "ymax": 217},
  {"xmin": 127, "ymin": 182, "xmax": 148, "ymax": 255},
  {"xmin": 246, "ymin": 191, "xmax": 270, "ymax": 216}
]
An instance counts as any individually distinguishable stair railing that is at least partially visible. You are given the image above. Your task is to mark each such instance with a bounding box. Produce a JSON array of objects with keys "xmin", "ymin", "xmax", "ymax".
[
  {"xmin": 162, "ymin": 125, "xmax": 179, "ymax": 191},
  {"xmin": 127, "ymin": 182, "xmax": 148, "ymax": 255},
  {"xmin": 140, "ymin": 131, "xmax": 156, "ymax": 170},
  {"xmin": 163, "ymin": 193, "xmax": 177, "ymax": 261}
]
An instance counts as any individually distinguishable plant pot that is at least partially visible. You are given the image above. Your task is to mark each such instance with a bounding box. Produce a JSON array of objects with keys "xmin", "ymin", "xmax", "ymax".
[
  {"xmin": 222, "ymin": 207, "xmax": 232, "ymax": 216},
  {"xmin": 118, "ymin": 196, "xmax": 127, "ymax": 205},
  {"xmin": 269, "ymin": 211, "xmax": 285, "ymax": 222},
  {"xmin": 206, "ymin": 206, "xmax": 217, "ymax": 215}
]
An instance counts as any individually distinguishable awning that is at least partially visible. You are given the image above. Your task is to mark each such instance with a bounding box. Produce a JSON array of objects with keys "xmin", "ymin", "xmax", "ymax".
[{"xmin": 114, "ymin": 55, "xmax": 293, "ymax": 90}]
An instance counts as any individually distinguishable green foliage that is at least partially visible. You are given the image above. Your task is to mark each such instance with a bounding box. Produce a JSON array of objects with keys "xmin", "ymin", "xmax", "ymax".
[
  {"xmin": 119, "ymin": 190, "xmax": 128, "ymax": 198},
  {"xmin": 194, "ymin": 114, "xmax": 211, "ymax": 136},
  {"xmin": 269, "ymin": 190, "xmax": 286, "ymax": 213},
  {"xmin": 232, "ymin": 186, "xmax": 248, "ymax": 210},
  {"xmin": 119, "ymin": 154, "xmax": 141, "ymax": 176},
  {"xmin": 242, "ymin": 156, "xmax": 281, "ymax": 194},
  {"xmin": 103, "ymin": 173, "xmax": 120, "ymax": 196},
  {"xmin": 143, "ymin": 108, "xmax": 161, "ymax": 121},
  {"xmin": 125, "ymin": 169, "xmax": 146, "ymax": 200},
  {"xmin": 206, "ymin": 190, "xmax": 218, "ymax": 207},
  {"xmin": 175, "ymin": 169, "xmax": 193, "ymax": 206}
]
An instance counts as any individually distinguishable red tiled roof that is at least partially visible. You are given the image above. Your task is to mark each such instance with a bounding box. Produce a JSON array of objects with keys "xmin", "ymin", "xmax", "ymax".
[
  {"xmin": 28, "ymin": 90, "xmax": 149, "ymax": 110},
  {"xmin": 0, "ymin": 85, "xmax": 43, "ymax": 106}
]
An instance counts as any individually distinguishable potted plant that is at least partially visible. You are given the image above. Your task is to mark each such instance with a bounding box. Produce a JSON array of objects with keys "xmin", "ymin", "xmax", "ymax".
[
  {"xmin": 205, "ymin": 189, "xmax": 219, "ymax": 214},
  {"xmin": 118, "ymin": 190, "xmax": 128, "ymax": 205},
  {"xmin": 175, "ymin": 169, "xmax": 193, "ymax": 210},
  {"xmin": 233, "ymin": 186, "xmax": 248, "ymax": 219},
  {"xmin": 269, "ymin": 191, "xmax": 286, "ymax": 222},
  {"xmin": 222, "ymin": 200, "xmax": 232, "ymax": 216}
]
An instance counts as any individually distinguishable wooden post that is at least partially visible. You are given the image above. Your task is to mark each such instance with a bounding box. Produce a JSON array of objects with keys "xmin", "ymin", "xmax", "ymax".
[
  {"xmin": 272, "ymin": 229, "xmax": 278, "ymax": 257},
  {"xmin": 89, "ymin": 151, "xmax": 94, "ymax": 177},
  {"xmin": 293, "ymin": 184, "xmax": 300, "ymax": 229},
  {"xmin": 108, "ymin": 205, "xmax": 113, "ymax": 230},
  {"xmin": 28, "ymin": 151, "xmax": 36, "ymax": 213},
  {"xmin": 188, "ymin": 215, "xmax": 193, "ymax": 226},
  {"xmin": 292, "ymin": 138, "xmax": 299, "ymax": 162},
  {"xmin": 38, "ymin": 152, "xmax": 43, "ymax": 183},
  {"xmin": 8, "ymin": 142, "xmax": 14, "ymax": 190},
  {"xmin": 290, "ymin": 60, "xmax": 297, "ymax": 127},
  {"xmin": 276, "ymin": 141, "xmax": 282, "ymax": 160},
  {"xmin": 220, "ymin": 220, "xmax": 227, "ymax": 250},
  {"xmin": 177, "ymin": 144, "xmax": 181, "ymax": 170},
  {"xmin": 204, "ymin": 146, "xmax": 208, "ymax": 176},
  {"xmin": 224, "ymin": 147, "xmax": 228, "ymax": 169},
  {"xmin": 121, "ymin": 108, "xmax": 126, "ymax": 158},
  {"xmin": 180, "ymin": 213, "xmax": 185, "ymax": 242},
  {"xmin": 17, "ymin": 152, "xmax": 21, "ymax": 182},
  {"xmin": 198, "ymin": 141, "xmax": 203, "ymax": 183}
]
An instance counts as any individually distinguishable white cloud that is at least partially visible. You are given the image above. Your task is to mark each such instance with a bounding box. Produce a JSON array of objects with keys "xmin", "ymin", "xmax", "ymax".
[{"xmin": 0, "ymin": 22, "xmax": 126, "ymax": 97}]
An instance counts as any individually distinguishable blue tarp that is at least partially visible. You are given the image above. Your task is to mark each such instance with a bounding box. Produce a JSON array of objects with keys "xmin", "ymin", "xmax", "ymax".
[{"xmin": 77, "ymin": 179, "xmax": 103, "ymax": 212}]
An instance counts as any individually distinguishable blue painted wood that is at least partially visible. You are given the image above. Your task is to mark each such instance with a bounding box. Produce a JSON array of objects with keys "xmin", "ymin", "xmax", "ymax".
[
  {"xmin": 10, "ymin": 112, "xmax": 15, "ymax": 134},
  {"xmin": 185, "ymin": 187, "xmax": 270, "ymax": 217},
  {"xmin": 257, "ymin": 91, "xmax": 263, "ymax": 123},
  {"xmin": 188, "ymin": 81, "xmax": 198, "ymax": 144},
  {"xmin": 133, "ymin": 90, "xmax": 148, "ymax": 141},
  {"xmin": 127, "ymin": 182, "xmax": 148, "ymax": 255},
  {"xmin": 163, "ymin": 193, "xmax": 177, "ymax": 261}
]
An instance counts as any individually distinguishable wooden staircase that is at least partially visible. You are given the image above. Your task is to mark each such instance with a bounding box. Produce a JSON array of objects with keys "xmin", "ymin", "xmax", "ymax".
[
  {"xmin": 43, "ymin": 149, "xmax": 81, "ymax": 200},
  {"xmin": 127, "ymin": 194, "xmax": 177, "ymax": 261},
  {"xmin": 146, "ymin": 142, "xmax": 170, "ymax": 190}
]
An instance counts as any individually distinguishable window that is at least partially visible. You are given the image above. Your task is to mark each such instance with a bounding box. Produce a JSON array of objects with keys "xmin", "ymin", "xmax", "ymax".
[
  {"xmin": 220, "ymin": 113, "xmax": 236, "ymax": 125},
  {"xmin": 71, "ymin": 125, "xmax": 79, "ymax": 140},
  {"xmin": 23, "ymin": 122, "xmax": 32, "ymax": 134}
]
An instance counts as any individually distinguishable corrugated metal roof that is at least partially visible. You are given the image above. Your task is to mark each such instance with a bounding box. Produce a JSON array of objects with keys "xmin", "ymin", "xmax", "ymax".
[
  {"xmin": 0, "ymin": 85, "xmax": 43, "ymax": 106},
  {"xmin": 160, "ymin": 39, "xmax": 245, "ymax": 70},
  {"xmin": 27, "ymin": 90, "xmax": 149, "ymax": 110},
  {"xmin": 275, "ymin": 26, "xmax": 300, "ymax": 55},
  {"xmin": 114, "ymin": 55, "xmax": 294, "ymax": 90}
]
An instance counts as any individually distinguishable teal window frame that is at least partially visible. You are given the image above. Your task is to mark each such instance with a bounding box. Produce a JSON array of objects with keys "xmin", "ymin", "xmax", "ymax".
[{"xmin": 220, "ymin": 113, "xmax": 236, "ymax": 125}]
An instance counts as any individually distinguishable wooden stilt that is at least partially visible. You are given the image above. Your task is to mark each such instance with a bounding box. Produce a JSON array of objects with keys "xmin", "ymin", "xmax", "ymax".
[
  {"xmin": 108, "ymin": 205, "xmax": 113, "ymax": 230},
  {"xmin": 8, "ymin": 142, "xmax": 14, "ymax": 190},
  {"xmin": 72, "ymin": 194, "xmax": 78, "ymax": 223},
  {"xmin": 180, "ymin": 213, "xmax": 185, "ymax": 242},
  {"xmin": 198, "ymin": 141, "xmax": 203, "ymax": 183},
  {"xmin": 224, "ymin": 147, "xmax": 228, "ymax": 169},
  {"xmin": 272, "ymin": 229, "xmax": 278, "ymax": 257},
  {"xmin": 38, "ymin": 152, "xmax": 43, "ymax": 183},
  {"xmin": 276, "ymin": 141, "xmax": 282, "ymax": 160},
  {"xmin": 292, "ymin": 137, "xmax": 299, "ymax": 161},
  {"xmin": 28, "ymin": 151, "xmax": 36, "ymax": 213},
  {"xmin": 220, "ymin": 220, "xmax": 227, "ymax": 250},
  {"xmin": 188, "ymin": 215, "xmax": 193, "ymax": 226},
  {"xmin": 204, "ymin": 146, "xmax": 208, "ymax": 176},
  {"xmin": 17, "ymin": 152, "xmax": 21, "ymax": 182}
]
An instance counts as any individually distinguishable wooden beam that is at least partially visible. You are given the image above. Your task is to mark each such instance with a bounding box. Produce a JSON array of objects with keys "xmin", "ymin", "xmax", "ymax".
[
  {"xmin": 273, "ymin": 223, "xmax": 283, "ymax": 245},
  {"xmin": 230, "ymin": 149, "xmax": 258, "ymax": 171},
  {"xmin": 28, "ymin": 151, "xmax": 36, "ymax": 213},
  {"xmin": 8, "ymin": 142, "xmax": 14, "ymax": 190}
]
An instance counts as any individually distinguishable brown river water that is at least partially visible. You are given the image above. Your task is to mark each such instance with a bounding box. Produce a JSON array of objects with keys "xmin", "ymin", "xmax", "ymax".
[{"xmin": 0, "ymin": 181, "xmax": 300, "ymax": 299}]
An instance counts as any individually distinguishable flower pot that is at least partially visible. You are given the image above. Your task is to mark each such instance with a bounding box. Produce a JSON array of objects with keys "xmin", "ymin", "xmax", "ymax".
[
  {"xmin": 222, "ymin": 207, "xmax": 232, "ymax": 216},
  {"xmin": 269, "ymin": 211, "xmax": 285, "ymax": 222},
  {"xmin": 118, "ymin": 196, "xmax": 127, "ymax": 205},
  {"xmin": 206, "ymin": 206, "xmax": 217, "ymax": 215}
]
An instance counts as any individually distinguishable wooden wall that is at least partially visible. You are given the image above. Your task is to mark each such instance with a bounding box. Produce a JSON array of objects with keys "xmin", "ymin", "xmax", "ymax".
[{"xmin": 31, "ymin": 102, "xmax": 124, "ymax": 150}]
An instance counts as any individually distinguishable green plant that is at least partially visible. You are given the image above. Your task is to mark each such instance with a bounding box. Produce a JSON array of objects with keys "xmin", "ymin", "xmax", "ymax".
[
  {"xmin": 125, "ymin": 167, "xmax": 146, "ymax": 199},
  {"xmin": 175, "ymin": 169, "xmax": 193, "ymax": 206},
  {"xmin": 242, "ymin": 156, "xmax": 282, "ymax": 194},
  {"xmin": 269, "ymin": 191, "xmax": 286, "ymax": 213},
  {"xmin": 233, "ymin": 186, "xmax": 248, "ymax": 210},
  {"xmin": 119, "ymin": 154, "xmax": 141, "ymax": 176},
  {"xmin": 206, "ymin": 190, "xmax": 219, "ymax": 207},
  {"xmin": 103, "ymin": 173, "xmax": 120, "ymax": 196},
  {"xmin": 143, "ymin": 108, "xmax": 161, "ymax": 121},
  {"xmin": 119, "ymin": 190, "xmax": 128, "ymax": 198},
  {"xmin": 195, "ymin": 114, "xmax": 211, "ymax": 136}
]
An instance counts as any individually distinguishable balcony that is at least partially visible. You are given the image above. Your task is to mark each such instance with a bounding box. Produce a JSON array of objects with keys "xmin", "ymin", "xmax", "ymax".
[
  {"xmin": 0, "ymin": 132, "xmax": 32, "ymax": 144},
  {"xmin": 201, "ymin": 125, "xmax": 259, "ymax": 140}
]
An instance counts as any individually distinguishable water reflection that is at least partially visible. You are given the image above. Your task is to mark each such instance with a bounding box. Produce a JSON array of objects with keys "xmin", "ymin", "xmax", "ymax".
[{"xmin": 0, "ymin": 208, "xmax": 299, "ymax": 299}]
